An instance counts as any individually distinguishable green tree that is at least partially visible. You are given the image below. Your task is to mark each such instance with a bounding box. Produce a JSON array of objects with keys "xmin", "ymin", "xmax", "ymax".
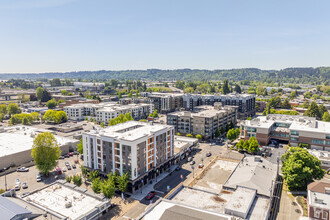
[
  {"xmin": 304, "ymin": 91, "xmax": 311, "ymax": 99},
  {"xmin": 31, "ymin": 132, "xmax": 61, "ymax": 175},
  {"xmin": 222, "ymin": 79, "xmax": 230, "ymax": 94},
  {"xmin": 281, "ymin": 98, "xmax": 292, "ymax": 109},
  {"xmin": 36, "ymin": 87, "xmax": 44, "ymax": 101},
  {"xmin": 127, "ymin": 91, "xmax": 133, "ymax": 98},
  {"xmin": 66, "ymin": 176, "xmax": 72, "ymax": 183},
  {"xmin": 215, "ymin": 128, "xmax": 220, "ymax": 138},
  {"xmin": 281, "ymin": 147, "xmax": 324, "ymax": 191},
  {"xmin": 77, "ymin": 138, "xmax": 83, "ymax": 154},
  {"xmin": 72, "ymin": 175, "xmax": 82, "ymax": 186},
  {"xmin": 152, "ymin": 109, "xmax": 159, "ymax": 118},
  {"xmin": 289, "ymin": 90, "xmax": 297, "ymax": 99},
  {"xmin": 89, "ymin": 170, "xmax": 99, "ymax": 181},
  {"xmin": 322, "ymin": 111, "xmax": 330, "ymax": 122},
  {"xmin": 302, "ymin": 101, "xmax": 310, "ymax": 109},
  {"xmin": 304, "ymin": 101, "xmax": 321, "ymax": 119},
  {"xmin": 101, "ymin": 178, "xmax": 116, "ymax": 199},
  {"xmin": 243, "ymin": 140, "xmax": 249, "ymax": 151},
  {"xmin": 46, "ymin": 99, "xmax": 57, "ymax": 109},
  {"xmin": 0, "ymin": 104, "xmax": 8, "ymax": 115},
  {"xmin": 236, "ymin": 139, "xmax": 244, "ymax": 151},
  {"xmin": 177, "ymin": 132, "xmax": 181, "ymax": 136},
  {"xmin": 256, "ymin": 85, "xmax": 267, "ymax": 96},
  {"xmin": 100, "ymin": 122, "xmax": 105, "ymax": 128},
  {"xmin": 234, "ymin": 84, "xmax": 241, "ymax": 94},
  {"xmin": 248, "ymin": 136, "xmax": 259, "ymax": 154},
  {"xmin": 92, "ymin": 178, "xmax": 102, "ymax": 193},
  {"xmin": 227, "ymin": 129, "xmax": 236, "ymax": 141},
  {"xmin": 30, "ymin": 112, "xmax": 40, "ymax": 122},
  {"xmin": 0, "ymin": 113, "xmax": 3, "ymax": 122},
  {"xmin": 54, "ymin": 111, "xmax": 68, "ymax": 124},
  {"xmin": 196, "ymin": 134, "xmax": 202, "ymax": 140},
  {"xmin": 318, "ymin": 104, "xmax": 327, "ymax": 116},
  {"xmin": 117, "ymin": 172, "xmax": 130, "ymax": 194},
  {"xmin": 184, "ymin": 87, "xmax": 194, "ymax": 93},
  {"xmin": 41, "ymin": 90, "xmax": 52, "ymax": 102},
  {"xmin": 186, "ymin": 133, "xmax": 193, "ymax": 137},
  {"xmin": 61, "ymin": 90, "xmax": 68, "ymax": 95},
  {"xmin": 7, "ymin": 103, "xmax": 21, "ymax": 116}
]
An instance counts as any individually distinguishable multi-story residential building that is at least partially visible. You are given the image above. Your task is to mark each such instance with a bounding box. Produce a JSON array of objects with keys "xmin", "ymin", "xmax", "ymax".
[
  {"xmin": 167, "ymin": 103, "xmax": 238, "ymax": 140},
  {"xmin": 64, "ymin": 102, "xmax": 154, "ymax": 124},
  {"xmin": 307, "ymin": 180, "xmax": 330, "ymax": 220},
  {"xmin": 82, "ymin": 121, "xmax": 174, "ymax": 193},
  {"xmin": 183, "ymin": 93, "xmax": 255, "ymax": 118},
  {"xmin": 241, "ymin": 114, "xmax": 330, "ymax": 151},
  {"xmin": 140, "ymin": 92, "xmax": 183, "ymax": 113}
]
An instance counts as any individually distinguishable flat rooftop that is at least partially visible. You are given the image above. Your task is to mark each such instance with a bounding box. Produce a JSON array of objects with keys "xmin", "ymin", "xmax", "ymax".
[
  {"xmin": 0, "ymin": 125, "xmax": 75, "ymax": 157},
  {"xmin": 87, "ymin": 121, "xmax": 172, "ymax": 141},
  {"xmin": 168, "ymin": 105, "xmax": 234, "ymax": 118},
  {"xmin": 225, "ymin": 187, "xmax": 256, "ymax": 216},
  {"xmin": 23, "ymin": 183, "xmax": 106, "ymax": 220}
]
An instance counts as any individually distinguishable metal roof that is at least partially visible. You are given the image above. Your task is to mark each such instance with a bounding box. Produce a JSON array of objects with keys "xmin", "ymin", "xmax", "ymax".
[{"xmin": 0, "ymin": 196, "xmax": 31, "ymax": 220}]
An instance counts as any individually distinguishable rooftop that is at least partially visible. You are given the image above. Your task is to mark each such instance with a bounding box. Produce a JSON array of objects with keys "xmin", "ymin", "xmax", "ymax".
[
  {"xmin": 23, "ymin": 182, "xmax": 108, "ymax": 220},
  {"xmin": 223, "ymin": 156, "xmax": 277, "ymax": 197},
  {"xmin": 0, "ymin": 125, "xmax": 76, "ymax": 157},
  {"xmin": 168, "ymin": 105, "xmax": 235, "ymax": 118},
  {"xmin": 224, "ymin": 186, "xmax": 256, "ymax": 217},
  {"xmin": 87, "ymin": 121, "xmax": 172, "ymax": 142},
  {"xmin": 0, "ymin": 196, "xmax": 32, "ymax": 220}
]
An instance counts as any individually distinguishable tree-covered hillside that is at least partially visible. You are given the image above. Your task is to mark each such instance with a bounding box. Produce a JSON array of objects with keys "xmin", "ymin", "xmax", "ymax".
[{"xmin": 0, "ymin": 67, "xmax": 329, "ymax": 84}]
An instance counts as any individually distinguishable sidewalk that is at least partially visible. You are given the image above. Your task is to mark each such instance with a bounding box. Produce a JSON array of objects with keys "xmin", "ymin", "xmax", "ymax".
[{"xmin": 127, "ymin": 165, "xmax": 177, "ymax": 201}]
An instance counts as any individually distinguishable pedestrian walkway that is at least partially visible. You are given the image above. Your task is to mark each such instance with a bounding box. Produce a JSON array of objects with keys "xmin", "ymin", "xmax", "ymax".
[{"xmin": 127, "ymin": 165, "xmax": 177, "ymax": 201}]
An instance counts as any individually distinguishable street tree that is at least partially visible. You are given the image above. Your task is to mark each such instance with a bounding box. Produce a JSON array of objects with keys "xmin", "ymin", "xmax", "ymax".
[
  {"xmin": 186, "ymin": 133, "xmax": 193, "ymax": 137},
  {"xmin": 196, "ymin": 134, "xmax": 202, "ymax": 140},
  {"xmin": 31, "ymin": 132, "xmax": 61, "ymax": 175},
  {"xmin": 7, "ymin": 103, "xmax": 21, "ymax": 116},
  {"xmin": 92, "ymin": 178, "xmax": 102, "ymax": 194},
  {"xmin": 243, "ymin": 140, "xmax": 249, "ymax": 151},
  {"xmin": 304, "ymin": 101, "xmax": 321, "ymax": 119},
  {"xmin": 322, "ymin": 111, "xmax": 330, "ymax": 122},
  {"xmin": 101, "ymin": 178, "xmax": 116, "ymax": 199},
  {"xmin": 117, "ymin": 172, "xmax": 130, "ymax": 198},
  {"xmin": 215, "ymin": 128, "xmax": 220, "ymax": 138},
  {"xmin": 46, "ymin": 99, "xmax": 57, "ymax": 109},
  {"xmin": 236, "ymin": 140, "xmax": 244, "ymax": 151},
  {"xmin": 248, "ymin": 136, "xmax": 259, "ymax": 154},
  {"xmin": 36, "ymin": 87, "xmax": 44, "ymax": 101},
  {"xmin": 222, "ymin": 79, "xmax": 230, "ymax": 94},
  {"xmin": 72, "ymin": 175, "xmax": 82, "ymax": 187},
  {"xmin": 0, "ymin": 104, "xmax": 8, "ymax": 115},
  {"xmin": 281, "ymin": 147, "xmax": 324, "ymax": 190},
  {"xmin": 77, "ymin": 138, "xmax": 83, "ymax": 154},
  {"xmin": 234, "ymin": 84, "xmax": 241, "ymax": 94}
]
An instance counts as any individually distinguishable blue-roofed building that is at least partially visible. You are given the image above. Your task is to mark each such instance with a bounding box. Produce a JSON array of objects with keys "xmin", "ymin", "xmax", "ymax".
[{"xmin": 0, "ymin": 195, "xmax": 34, "ymax": 220}]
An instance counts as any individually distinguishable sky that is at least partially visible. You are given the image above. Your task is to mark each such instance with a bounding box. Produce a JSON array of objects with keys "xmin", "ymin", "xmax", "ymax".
[{"xmin": 0, "ymin": 0, "xmax": 330, "ymax": 73}]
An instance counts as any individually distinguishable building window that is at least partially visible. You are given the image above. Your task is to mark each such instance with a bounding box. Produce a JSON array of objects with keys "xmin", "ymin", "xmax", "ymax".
[
  {"xmin": 326, "ymin": 141, "xmax": 330, "ymax": 145},
  {"xmin": 326, "ymin": 134, "xmax": 330, "ymax": 139},
  {"xmin": 291, "ymin": 131, "xmax": 299, "ymax": 136},
  {"xmin": 312, "ymin": 139, "xmax": 324, "ymax": 145},
  {"xmin": 322, "ymin": 211, "xmax": 328, "ymax": 220},
  {"xmin": 291, "ymin": 137, "xmax": 298, "ymax": 141}
]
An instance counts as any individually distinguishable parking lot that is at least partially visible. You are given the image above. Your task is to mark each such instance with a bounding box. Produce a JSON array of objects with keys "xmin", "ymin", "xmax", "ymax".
[{"xmin": 0, "ymin": 155, "xmax": 82, "ymax": 196}]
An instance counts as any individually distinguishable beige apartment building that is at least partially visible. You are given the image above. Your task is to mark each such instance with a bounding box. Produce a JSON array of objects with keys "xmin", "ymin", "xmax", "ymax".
[
  {"xmin": 82, "ymin": 121, "xmax": 174, "ymax": 193},
  {"xmin": 241, "ymin": 114, "xmax": 330, "ymax": 151},
  {"xmin": 167, "ymin": 103, "xmax": 238, "ymax": 140}
]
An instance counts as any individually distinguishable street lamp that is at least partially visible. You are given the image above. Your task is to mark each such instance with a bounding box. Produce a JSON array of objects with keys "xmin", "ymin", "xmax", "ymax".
[
  {"xmin": 156, "ymin": 169, "xmax": 159, "ymax": 182},
  {"xmin": 4, "ymin": 168, "xmax": 7, "ymax": 191}
]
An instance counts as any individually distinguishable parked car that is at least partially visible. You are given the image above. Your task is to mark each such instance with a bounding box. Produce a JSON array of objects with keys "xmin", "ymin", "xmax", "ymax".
[
  {"xmin": 17, "ymin": 167, "xmax": 29, "ymax": 172},
  {"xmin": 16, "ymin": 179, "xmax": 20, "ymax": 185},
  {"xmin": 175, "ymin": 166, "xmax": 181, "ymax": 171},
  {"xmin": 190, "ymin": 161, "xmax": 195, "ymax": 165},
  {"xmin": 72, "ymin": 151, "xmax": 79, "ymax": 155},
  {"xmin": 67, "ymin": 165, "xmax": 72, "ymax": 170},
  {"xmin": 36, "ymin": 174, "xmax": 42, "ymax": 182},
  {"xmin": 64, "ymin": 154, "xmax": 69, "ymax": 158},
  {"xmin": 198, "ymin": 164, "xmax": 204, "ymax": 168},
  {"xmin": 206, "ymin": 152, "xmax": 212, "ymax": 157},
  {"xmin": 68, "ymin": 152, "xmax": 73, "ymax": 157},
  {"xmin": 14, "ymin": 183, "xmax": 20, "ymax": 191},
  {"xmin": 56, "ymin": 167, "xmax": 62, "ymax": 174},
  {"xmin": 145, "ymin": 191, "xmax": 156, "ymax": 200},
  {"xmin": 72, "ymin": 164, "xmax": 76, "ymax": 169},
  {"xmin": 62, "ymin": 167, "xmax": 67, "ymax": 172},
  {"xmin": 65, "ymin": 162, "xmax": 70, "ymax": 166},
  {"xmin": 210, "ymin": 143, "xmax": 216, "ymax": 146},
  {"xmin": 187, "ymin": 157, "xmax": 193, "ymax": 162},
  {"xmin": 59, "ymin": 156, "xmax": 64, "ymax": 159},
  {"xmin": 22, "ymin": 182, "xmax": 28, "ymax": 189}
]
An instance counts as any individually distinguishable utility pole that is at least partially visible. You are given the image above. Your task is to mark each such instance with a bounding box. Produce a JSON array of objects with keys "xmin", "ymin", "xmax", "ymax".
[{"xmin": 4, "ymin": 168, "xmax": 7, "ymax": 191}]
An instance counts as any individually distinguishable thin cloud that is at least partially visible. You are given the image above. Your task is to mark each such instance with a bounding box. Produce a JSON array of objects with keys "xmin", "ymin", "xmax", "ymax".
[{"xmin": 0, "ymin": 0, "xmax": 78, "ymax": 9}]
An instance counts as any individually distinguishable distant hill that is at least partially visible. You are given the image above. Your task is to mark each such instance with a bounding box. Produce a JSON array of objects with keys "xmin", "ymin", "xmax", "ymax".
[{"xmin": 0, "ymin": 67, "xmax": 329, "ymax": 84}]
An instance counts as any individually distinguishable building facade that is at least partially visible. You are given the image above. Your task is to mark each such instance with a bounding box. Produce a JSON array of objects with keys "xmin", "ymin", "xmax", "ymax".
[
  {"xmin": 307, "ymin": 180, "xmax": 330, "ymax": 220},
  {"xmin": 140, "ymin": 92, "xmax": 183, "ymax": 113},
  {"xmin": 182, "ymin": 93, "xmax": 255, "ymax": 118},
  {"xmin": 241, "ymin": 114, "xmax": 330, "ymax": 151},
  {"xmin": 82, "ymin": 121, "xmax": 174, "ymax": 193},
  {"xmin": 64, "ymin": 102, "xmax": 154, "ymax": 124},
  {"xmin": 167, "ymin": 104, "xmax": 237, "ymax": 140}
]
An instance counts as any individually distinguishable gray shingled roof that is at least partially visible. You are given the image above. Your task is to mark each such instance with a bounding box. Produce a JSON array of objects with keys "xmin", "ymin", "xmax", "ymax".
[{"xmin": 0, "ymin": 196, "xmax": 31, "ymax": 220}]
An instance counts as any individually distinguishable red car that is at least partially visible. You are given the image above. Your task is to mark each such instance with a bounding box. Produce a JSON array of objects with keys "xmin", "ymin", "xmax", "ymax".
[
  {"xmin": 68, "ymin": 153, "xmax": 73, "ymax": 157},
  {"xmin": 145, "ymin": 191, "xmax": 156, "ymax": 200},
  {"xmin": 56, "ymin": 167, "xmax": 62, "ymax": 174}
]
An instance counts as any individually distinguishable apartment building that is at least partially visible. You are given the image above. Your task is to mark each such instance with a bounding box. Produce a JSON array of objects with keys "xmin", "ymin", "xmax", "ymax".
[
  {"xmin": 183, "ymin": 93, "xmax": 255, "ymax": 118},
  {"xmin": 167, "ymin": 103, "xmax": 238, "ymax": 140},
  {"xmin": 82, "ymin": 121, "xmax": 174, "ymax": 193},
  {"xmin": 241, "ymin": 114, "xmax": 330, "ymax": 151},
  {"xmin": 64, "ymin": 102, "xmax": 154, "ymax": 124},
  {"xmin": 140, "ymin": 92, "xmax": 183, "ymax": 113},
  {"xmin": 307, "ymin": 180, "xmax": 330, "ymax": 220}
]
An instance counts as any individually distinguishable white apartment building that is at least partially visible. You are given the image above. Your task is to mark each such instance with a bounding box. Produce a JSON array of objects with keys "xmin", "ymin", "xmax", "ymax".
[
  {"xmin": 64, "ymin": 102, "xmax": 154, "ymax": 124},
  {"xmin": 82, "ymin": 121, "xmax": 174, "ymax": 193}
]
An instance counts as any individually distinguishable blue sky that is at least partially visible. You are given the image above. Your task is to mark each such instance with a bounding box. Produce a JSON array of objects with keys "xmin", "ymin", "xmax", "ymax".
[{"xmin": 0, "ymin": 0, "xmax": 329, "ymax": 73}]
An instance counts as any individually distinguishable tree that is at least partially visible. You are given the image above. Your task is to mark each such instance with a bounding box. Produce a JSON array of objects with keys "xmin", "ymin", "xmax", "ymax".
[
  {"xmin": 248, "ymin": 136, "xmax": 259, "ymax": 154},
  {"xmin": 304, "ymin": 91, "xmax": 311, "ymax": 99},
  {"xmin": 43, "ymin": 110, "xmax": 55, "ymax": 122},
  {"xmin": 100, "ymin": 122, "xmax": 105, "ymax": 128},
  {"xmin": 222, "ymin": 79, "xmax": 230, "ymax": 94},
  {"xmin": 101, "ymin": 177, "xmax": 116, "ymax": 199},
  {"xmin": 196, "ymin": 134, "xmax": 202, "ymax": 140},
  {"xmin": 127, "ymin": 91, "xmax": 133, "ymax": 98},
  {"xmin": 92, "ymin": 178, "xmax": 102, "ymax": 193},
  {"xmin": 0, "ymin": 104, "xmax": 8, "ymax": 115},
  {"xmin": 227, "ymin": 129, "xmax": 236, "ymax": 141},
  {"xmin": 304, "ymin": 101, "xmax": 321, "ymax": 119},
  {"xmin": 281, "ymin": 147, "xmax": 324, "ymax": 191},
  {"xmin": 318, "ymin": 104, "xmax": 327, "ymax": 116},
  {"xmin": 243, "ymin": 140, "xmax": 249, "ymax": 151},
  {"xmin": 322, "ymin": 111, "xmax": 330, "ymax": 122},
  {"xmin": 7, "ymin": 103, "xmax": 21, "ymax": 116},
  {"xmin": 289, "ymin": 90, "xmax": 297, "ymax": 99},
  {"xmin": 152, "ymin": 109, "xmax": 158, "ymax": 118},
  {"xmin": 31, "ymin": 132, "xmax": 61, "ymax": 175},
  {"xmin": 236, "ymin": 140, "xmax": 244, "ymax": 151},
  {"xmin": 215, "ymin": 128, "xmax": 220, "ymax": 138},
  {"xmin": 186, "ymin": 133, "xmax": 193, "ymax": 137},
  {"xmin": 41, "ymin": 90, "xmax": 52, "ymax": 102},
  {"xmin": 50, "ymin": 78, "xmax": 61, "ymax": 87},
  {"xmin": 36, "ymin": 87, "xmax": 44, "ymax": 101},
  {"xmin": 256, "ymin": 85, "xmax": 267, "ymax": 96},
  {"xmin": 54, "ymin": 111, "xmax": 68, "ymax": 124},
  {"xmin": 302, "ymin": 101, "xmax": 310, "ymax": 109},
  {"xmin": 46, "ymin": 99, "xmax": 57, "ymax": 109},
  {"xmin": 234, "ymin": 84, "xmax": 241, "ymax": 94},
  {"xmin": 30, "ymin": 112, "xmax": 40, "ymax": 122},
  {"xmin": 117, "ymin": 172, "xmax": 130, "ymax": 195},
  {"xmin": 89, "ymin": 170, "xmax": 99, "ymax": 181},
  {"xmin": 61, "ymin": 90, "xmax": 68, "ymax": 95},
  {"xmin": 0, "ymin": 113, "xmax": 3, "ymax": 122},
  {"xmin": 77, "ymin": 138, "xmax": 83, "ymax": 154},
  {"xmin": 66, "ymin": 176, "xmax": 72, "ymax": 183},
  {"xmin": 281, "ymin": 98, "xmax": 292, "ymax": 109},
  {"xmin": 177, "ymin": 132, "xmax": 181, "ymax": 136},
  {"xmin": 184, "ymin": 87, "xmax": 194, "ymax": 94},
  {"xmin": 72, "ymin": 175, "xmax": 82, "ymax": 186}
]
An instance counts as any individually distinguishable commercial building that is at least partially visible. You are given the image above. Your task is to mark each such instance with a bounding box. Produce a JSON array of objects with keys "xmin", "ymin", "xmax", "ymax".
[
  {"xmin": 82, "ymin": 121, "xmax": 174, "ymax": 193},
  {"xmin": 167, "ymin": 104, "xmax": 237, "ymax": 140},
  {"xmin": 0, "ymin": 125, "xmax": 79, "ymax": 169},
  {"xmin": 308, "ymin": 149, "xmax": 330, "ymax": 172},
  {"xmin": 1, "ymin": 180, "xmax": 111, "ymax": 220},
  {"xmin": 140, "ymin": 92, "xmax": 184, "ymax": 113},
  {"xmin": 307, "ymin": 180, "xmax": 330, "ymax": 220},
  {"xmin": 73, "ymin": 82, "xmax": 105, "ymax": 91},
  {"xmin": 183, "ymin": 93, "xmax": 256, "ymax": 118},
  {"xmin": 241, "ymin": 114, "xmax": 330, "ymax": 151},
  {"xmin": 64, "ymin": 102, "xmax": 154, "ymax": 124}
]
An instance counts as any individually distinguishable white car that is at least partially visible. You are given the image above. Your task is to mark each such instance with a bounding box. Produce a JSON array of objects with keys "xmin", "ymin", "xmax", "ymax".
[
  {"xmin": 22, "ymin": 182, "xmax": 28, "ymax": 189},
  {"xmin": 16, "ymin": 179, "xmax": 20, "ymax": 185},
  {"xmin": 62, "ymin": 167, "xmax": 67, "ymax": 172},
  {"xmin": 36, "ymin": 174, "xmax": 42, "ymax": 182},
  {"xmin": 15, "ymin": 180, "xmax": 21, "ymax": 191}
]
